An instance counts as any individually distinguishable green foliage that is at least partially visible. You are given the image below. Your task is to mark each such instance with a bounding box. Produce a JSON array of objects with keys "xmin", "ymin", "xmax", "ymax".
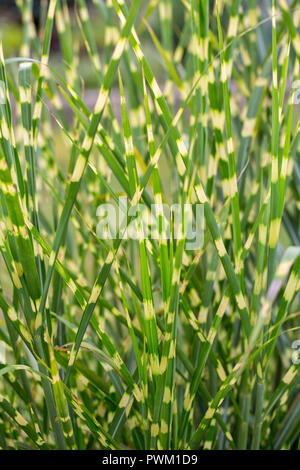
[{"xmin": 0, "ymin": 0, "xmax": 299, "ymax": 450}]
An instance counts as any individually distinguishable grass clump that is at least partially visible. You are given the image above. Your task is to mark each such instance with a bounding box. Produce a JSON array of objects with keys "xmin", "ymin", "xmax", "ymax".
[{"xmin": 0, "ymin": 0, "xmax": 299, "ymax": 450}]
